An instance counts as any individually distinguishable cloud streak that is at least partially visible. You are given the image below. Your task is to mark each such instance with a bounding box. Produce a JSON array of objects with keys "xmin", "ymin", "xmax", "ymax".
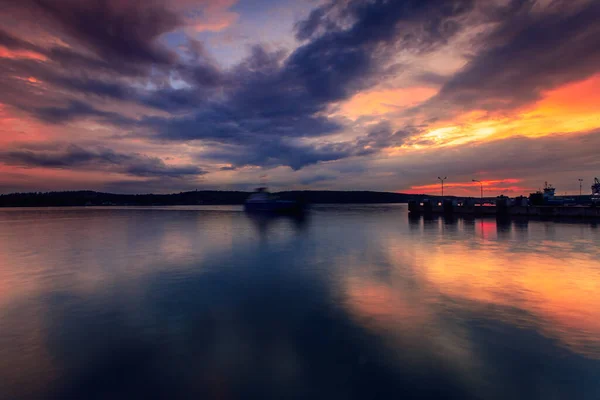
[{"xmin": 0, "ymin": 144, "xmax": 206, "ymax": 179}]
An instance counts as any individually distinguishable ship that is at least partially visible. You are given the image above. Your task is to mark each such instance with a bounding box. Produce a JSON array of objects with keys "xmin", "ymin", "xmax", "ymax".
[
  {"xmin": 244, "ymin": 187, "xmax": 305, "ymax": 214},
  {"xmin": 542, "ymin": 181, "xmax": 557, "ymax": 203},
  {"xmin": 529, "ymin": 182, "xmax": 574, "ymax": 206},
  {"xmin": 592, "ymin": 177, "xmax": 600, "ymax": 204}
]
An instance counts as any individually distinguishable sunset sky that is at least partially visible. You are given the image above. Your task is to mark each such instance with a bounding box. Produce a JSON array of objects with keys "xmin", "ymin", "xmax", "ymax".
[{"xmin": 1, "ymin": 0, "xmax": 599, "ymax": 195}]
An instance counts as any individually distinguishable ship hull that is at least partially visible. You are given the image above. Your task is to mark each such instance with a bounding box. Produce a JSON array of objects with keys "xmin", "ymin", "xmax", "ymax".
[{"xmin": 244, "ymin": 200, "xmax": 305, "ymax": 214}]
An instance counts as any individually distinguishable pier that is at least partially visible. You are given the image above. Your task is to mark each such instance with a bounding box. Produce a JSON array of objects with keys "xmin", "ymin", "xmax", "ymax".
[
  {"xmin": 408, "ymin": 198, "xmax": 600, "ymax": 218},
  {"xmin": 410, "ymin": 178, "xmax": 600, "ymax": 219}
]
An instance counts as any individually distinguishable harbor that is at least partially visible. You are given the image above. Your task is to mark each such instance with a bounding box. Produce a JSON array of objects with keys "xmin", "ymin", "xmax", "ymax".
[{"xmin": 409, "ymin": 179, "xmax": 600, "ymax": 218}]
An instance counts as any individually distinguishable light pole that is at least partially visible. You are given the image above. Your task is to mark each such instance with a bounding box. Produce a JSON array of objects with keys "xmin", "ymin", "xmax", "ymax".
[
  {"xmin": 472, "ymin": 179, "xmax": 483, "ymax": 204},
  {"xmin": 578, "ymin": 178, "xmax": 583, "ymax": 196},
  {"xmin": 438, "ymin": 176, "xmax": 447, "ymax": 197}
]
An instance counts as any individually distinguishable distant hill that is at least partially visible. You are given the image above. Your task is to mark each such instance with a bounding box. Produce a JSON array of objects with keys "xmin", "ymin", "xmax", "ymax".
[{"xmin": 0, "ymin": 190, "xmax": 425, "ymax": 207}]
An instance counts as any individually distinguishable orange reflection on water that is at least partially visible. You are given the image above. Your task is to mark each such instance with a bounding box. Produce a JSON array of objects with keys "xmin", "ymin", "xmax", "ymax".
[
  {"xmin": 417, "ymin": 236, "xmax": 600, "ymax": 358},
  {"xmin": 341, "ymin": 220, "xmax": 600, "ymax": 359},
  {"xmin": 342, "ymin": 261, "xmax": 483, "ymax": 386},
  {"xmin": 344, "ymin": 276, "xmax": 429, "ymax": 329}
]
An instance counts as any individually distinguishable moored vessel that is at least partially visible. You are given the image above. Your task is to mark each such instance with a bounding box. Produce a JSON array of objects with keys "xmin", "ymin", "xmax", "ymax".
[{"xmin": 244, "ymin": 187, "xmax": 305, "ymax": 214}]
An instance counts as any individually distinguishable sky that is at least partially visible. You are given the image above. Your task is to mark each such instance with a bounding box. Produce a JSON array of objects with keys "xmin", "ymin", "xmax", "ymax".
[{"xmin": 0, "ymin": 0, "xmax": 599, "ymax": 196}]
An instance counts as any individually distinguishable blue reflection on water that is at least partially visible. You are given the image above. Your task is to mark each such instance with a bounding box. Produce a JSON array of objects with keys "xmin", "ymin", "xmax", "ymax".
[{"xmin": 0, "ymin": 205, "xmax": 599, "ymax": 399}]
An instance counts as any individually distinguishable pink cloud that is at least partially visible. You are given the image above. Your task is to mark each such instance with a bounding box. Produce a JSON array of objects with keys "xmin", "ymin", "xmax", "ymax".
[{"xmin": 175, "ymin": 0, "xmax": 240, "ymax": 32}]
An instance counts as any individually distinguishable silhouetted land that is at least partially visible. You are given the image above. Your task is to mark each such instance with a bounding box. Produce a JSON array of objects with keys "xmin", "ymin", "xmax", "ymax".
[{"xmin": 0, "ymin": 190, "xmax": 426, "ymax": 207}]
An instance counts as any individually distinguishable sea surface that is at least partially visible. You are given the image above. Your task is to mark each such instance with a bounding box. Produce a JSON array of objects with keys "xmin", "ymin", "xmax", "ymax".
[{"xmin": 0, "ymin": 205, "xmax": 599, "ymax": 399}]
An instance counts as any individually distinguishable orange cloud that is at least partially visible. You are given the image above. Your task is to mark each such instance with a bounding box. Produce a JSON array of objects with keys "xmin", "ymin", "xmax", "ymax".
[
  {"xmin": 335, "ymin": 86, "xmax": 437, "ymax": 120},
  {"xmin": 414, "ymin": 74, "xmax": 600, "ymax": 147},
  {"xmin": 0, "ymin": 46, "xmax": 47, "ymax": 61},
  {"xmin": 518, "ymin": 73, "xmax": 600, "ymax": 134}
]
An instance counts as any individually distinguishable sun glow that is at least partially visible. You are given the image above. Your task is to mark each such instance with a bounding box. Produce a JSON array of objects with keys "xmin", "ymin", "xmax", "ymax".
[{"xmin": 412, "ymin": 74, "xmax": 600, "ymax": 148}]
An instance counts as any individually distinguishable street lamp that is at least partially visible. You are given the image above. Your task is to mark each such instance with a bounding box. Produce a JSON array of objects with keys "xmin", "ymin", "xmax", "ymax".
[
  {"xmin": 437, "ymin": 176, "xmax": 447, "ymax": 197},
  {"xmin": 472, "ymin": 179, "xmax": 483, "ymax": 204},
  {"xmin": 578, "ymin": 178, "xmax": 583, "ymax": 196}
]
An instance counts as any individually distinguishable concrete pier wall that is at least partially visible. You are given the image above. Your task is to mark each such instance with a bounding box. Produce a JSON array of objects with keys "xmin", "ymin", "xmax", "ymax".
[
  {"xmin": 408, "ymin": 200, "xmax": 600, "ymax": 218},
  {"xmin": 508, "ymin": 205, "xmax": 600, "ymax": 218}
]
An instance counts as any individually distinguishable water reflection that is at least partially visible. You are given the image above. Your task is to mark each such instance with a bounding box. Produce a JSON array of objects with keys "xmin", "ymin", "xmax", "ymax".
[
  {"xmin": 493, "ymin": 219, "xmax": 510, "ymax": 243},
  {"xmin": 405, "ymin": 214, "xmax": 600, "ymax": 360},
  {"xmin": 245, "ymin": 212, "xmax": 310, "ymax": 238},
  {"xmin": 0, "ymin": 206, "xmax": 599, "ymax": 399}
]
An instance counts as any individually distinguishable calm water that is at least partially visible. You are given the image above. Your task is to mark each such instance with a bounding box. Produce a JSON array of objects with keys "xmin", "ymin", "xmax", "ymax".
[{"xmin": 0, "ymin": 205, "xmax": 599, "ymax": 399}]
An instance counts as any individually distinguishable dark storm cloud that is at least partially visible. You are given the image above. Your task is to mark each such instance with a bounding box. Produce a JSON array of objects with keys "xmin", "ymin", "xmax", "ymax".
[
  {"xmin": 0, "ymin": 1, "xmax": 186, "ymax": 95},
  {"xmin": 17, "ymin": 0, "xmax": 181, "ymax": 65},
  {"xmin": 46, "ymin": 46, "xmax": 142, "ymax": 76},
  {"xmin": 0, "ymin": 0, "xmax": 187, "ymax": 117},
  {"xmin": 198, "ymin": 121, "xmax": 420, "ymax": 170},
  {"xmin": 354, "ymin": 122, "xmax": 419, "ymax": 153},
  {"xmin": 0, "ymin": 55, "xmax": 207, "ymax": 115},
  {"xmin": 294, "ymin": 2, "xmax": 335, "ymax": 42},
  {"xmin": 200, "ymin": 138, "xmax": 354, "ymax": 171},
  {"xmin": 0, "ymin": 0, "xmax": 230, "ymax": 129},
  {"xmin": 283, "ymin": 0, "xmax": 474, "ymax": 104},
  {"xmin": 0, "ymin": 5, "xmax": 223, "ymax": 120},
  {"xmin": 140, "ymin": 88, "xmax": 208, "ymax": 112},
  {"xmin": 52, "ymin": 77, "xmax": 135, "ymax": 101},
  {"xmin": 0, "ymin": 28, "xmax": 144, "ymax": 76},
  {"xmin": 0, "ymin": 144, "xmax": 205, "ymax": 178},
  {"xmin": 33, "ymin": 101, "xmax": 135, "ymax": 126},
  {"xmin": 13, "ymin": 0, "xmax": 471, "ymax": 169},
  {"xmin": 146, "ymin": 0, "xmax": 474, "ymax": 169},
  {"xmin": 430, "ymin": 0, "xmax": 600, "ymax": 112},
  {"xmin": 6, "ymin": 0, "xmax": 599, "ymax": 177},
  {"xmin": 296, "ymin": 0, "xmax": 473, "ymax": 45},
  {"xmin": 0, "ymin": 56, "xmax": 144, "ymax": 120},
  {"xmin": 1, "ymin": 0, "xmax": 475, "ymax": 172}
]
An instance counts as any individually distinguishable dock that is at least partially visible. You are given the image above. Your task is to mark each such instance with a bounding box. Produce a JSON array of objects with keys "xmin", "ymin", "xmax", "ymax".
[{"xmin": 408, "ymin": 198, "xmax": 600, "ymax": 218}]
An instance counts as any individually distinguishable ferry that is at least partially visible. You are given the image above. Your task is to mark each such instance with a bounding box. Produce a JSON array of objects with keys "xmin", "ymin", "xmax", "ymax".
[
  {"xmin": 530, "ymin": 182, "xmax": 574, "ymax": 206},
  {"xmin": 244, "ymin": 187, "xmax": 305, "ymax": 214}
]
